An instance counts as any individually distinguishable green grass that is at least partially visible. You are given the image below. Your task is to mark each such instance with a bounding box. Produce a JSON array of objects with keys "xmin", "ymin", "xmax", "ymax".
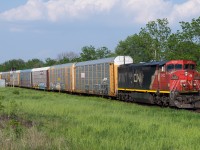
[{"xmin": 1, "ymin": 87, "xmax": 200, "ymax": 150}]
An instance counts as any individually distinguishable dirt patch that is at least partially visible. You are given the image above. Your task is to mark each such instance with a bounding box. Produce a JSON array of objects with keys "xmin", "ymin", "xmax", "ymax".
[{"xmin": 0, "ymin": 114, "xmax": 34, "ymax": 129}]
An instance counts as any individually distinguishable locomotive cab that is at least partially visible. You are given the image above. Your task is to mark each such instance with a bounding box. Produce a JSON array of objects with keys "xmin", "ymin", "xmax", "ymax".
[{"xmin": 165, "ymin": 60, "xmax": 200, "ymax": 108}]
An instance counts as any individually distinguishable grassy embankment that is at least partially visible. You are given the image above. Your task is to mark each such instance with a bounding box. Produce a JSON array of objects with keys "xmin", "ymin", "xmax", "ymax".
[{"xmin": 0, "ymin": 87, "xmax": 200, "ymax": 150}]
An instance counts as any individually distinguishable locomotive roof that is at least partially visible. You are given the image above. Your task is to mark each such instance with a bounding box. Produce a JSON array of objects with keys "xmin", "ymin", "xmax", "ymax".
[
  {"xmin": 124, "ymin": 60, "xmax": 169, "ymax": 67},
  {"xmin": 142, "ymin": 60, "xmax": 169, "ymax": 66}
]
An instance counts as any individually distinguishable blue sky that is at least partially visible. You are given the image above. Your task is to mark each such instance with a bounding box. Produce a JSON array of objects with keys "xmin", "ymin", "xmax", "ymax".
[{"xmin": 0, "ymin": 0, "xmax": 199, "ymax": 63}]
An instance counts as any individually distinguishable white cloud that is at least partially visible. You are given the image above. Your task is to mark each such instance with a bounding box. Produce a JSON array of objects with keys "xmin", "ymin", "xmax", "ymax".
[
  {"xmin": 0, "ymin": 0, "xmax": 116, "ymax": 22},
  {"xmin": 169, "ymin": 0, "xmax": 200, "ymax": 23},
  {"xmin": 121, "ymin": 0, "xmax": 173, "ymax": 23},
  {"xmin": 122, "ymin": 0, "xmax": 200, "ymax": 24},
  {"xmin": 0, "ymin": 0, "xmax": 200, "ymax": 24},
  {"xmin": 0, "ymin": 0, "xmax": 46, "ymax": 21}
]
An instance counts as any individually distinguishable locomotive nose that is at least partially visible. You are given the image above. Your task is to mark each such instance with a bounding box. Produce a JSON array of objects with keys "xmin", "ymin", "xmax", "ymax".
[{"xmin": 181, "ymin": 71, "xmax": 199, "ymax": 91}]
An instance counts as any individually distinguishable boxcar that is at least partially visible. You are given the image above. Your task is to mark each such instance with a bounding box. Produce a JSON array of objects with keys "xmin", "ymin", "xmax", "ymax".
[
  {"xmin": 32, "ymin": 67, "xmax": 50, "ymax": 90},
  {"xmin": 74, "ymin": 56, "xmax": 133, "ymax": 97},
  {"xmin": 20, "ymin": 69, "xmax": 32, "ymax": 88},
  {"xmin": 9, "ymin": 70, "xmax": 21, "ymax": 87},
  {"xmin": 49, "ymin": 63, "xmax": 74, "ymax": 92}
]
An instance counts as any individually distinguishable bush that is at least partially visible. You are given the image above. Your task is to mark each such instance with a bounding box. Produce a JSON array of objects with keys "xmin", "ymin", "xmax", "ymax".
[
  {"xmin": 0, "ymin": 95, "xmax": 5, "ymax": 100},
  {"xmin": 0, "ymin": 101, "xmax": 4, "ymax": 112},
  {"xmin": 13, "ymin": 90, "xmax": 20, "ymax": 95}
]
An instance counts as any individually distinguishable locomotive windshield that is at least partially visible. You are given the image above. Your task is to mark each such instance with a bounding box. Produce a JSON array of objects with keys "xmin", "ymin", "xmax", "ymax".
[{"xmin": 167, "ymin": 64, "xmax": 182, "ymax": 72}]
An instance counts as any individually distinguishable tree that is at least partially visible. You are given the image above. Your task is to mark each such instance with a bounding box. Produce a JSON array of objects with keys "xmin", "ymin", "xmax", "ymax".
[
  {"xmin": 80, "ymin": 45, "xmax": 97, "ymax": 61},
  {"xmin": 115, "ymin": 33, "xmax": 154, "ymax": 63},
  {"xmin": 115, "ymin": 18, "xmax": 171, "ymax": 63},
  {"xmin": 166, "ymin": 17, "xmax": 200, "ymax": 67},
  {"xmin": 96, "ymin": 47, "xmax": 114, "ymax": 59},
  {"xmin": 57, "ymin": 51, "xmax": 79, "ymax": 64},
  {"xmin": 180, "ymin": 17, "xmax": 200, "ymax": 65},
  {"xmin": 179, "ymin": 16, "xmax": 200, "ymax": 44},
  {"xmin": 45, "ymin": 58, "xmax": 57, "ymax": 66},
  {"xmin": 25, "ymin": 59, "xmax": 44, "ymax": 69},
  {"xmin": 140, "ymin": 18, "xmax": 171, "ymax": 60},
  {"xmin": 0, "ymin": 59, "xmax": 26, "ymax": 72}
]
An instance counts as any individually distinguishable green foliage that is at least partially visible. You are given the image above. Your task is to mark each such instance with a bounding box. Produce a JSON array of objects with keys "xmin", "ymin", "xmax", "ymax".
[
  {"xmin": 116, "ymin": 18, "xmax": 171, "ymax": 62},
  {"xmin": 8, "ymin": 100, "xmax": 19, "ymax": 118},
  {"xmin": 96, "ymin": 46, "xmax": 115, "ymax": 59},
  {"xmin": 116, "ymin": 34, "xmax": 154, "ymax": 63},
  {"xmin": 80, "ymin": 45, "xmax": 97, "ymax": 61},
  {"xmin": 116, "ymin": 17, "xmax": 200, "ymax": 65},
  {"xmin": 0, "ymin": 59, "xmax": 25, "ymax": 72},
  {"xmin": 12, "ymin": 90, "xmax": 20, "ymax": 95},
  {"xmin": 44, "ymin": 58, "xmax": 57, "ymax": 66},
  {"xmin": 0, "ymin": 95, "xmax": 5, "ymax": 100},
  {"xmin": 25, "ymin": 58, "xmax": 44, "ymax": 69},
  {"xmin": 0, "ymin": 46, "xmax": 113, "ymax": 71},
  {"xmin": 140, "ymin": 18, "xmax": 171, "ymax": 60},
  {"xmin": 165, "ymin": 16, "xmax": 200, "ymax": 68},
  {"xmin": 80, "ymin": 45, "xmax": 114, "ymax": 61},
  {"xmin": 0, "ymin": 101, "xmax": 5, "ymax": 112}
]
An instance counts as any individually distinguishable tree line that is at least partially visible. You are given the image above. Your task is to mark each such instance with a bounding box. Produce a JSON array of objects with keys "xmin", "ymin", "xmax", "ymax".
[
  {"xmin": 116, "ymin": 17, "xmax": 200, "ymax": 66},
  {"xmin": 0, "ymin": 46, "xmax": 114, "ymax": 72},
  {"xmin": 1, "ymin": 16, "xmax": 200, "ymax": 72}
]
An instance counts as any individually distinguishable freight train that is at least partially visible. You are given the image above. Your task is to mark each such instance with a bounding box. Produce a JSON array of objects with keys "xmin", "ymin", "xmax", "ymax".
[{"xmin": 1, "ymin": 56, "xmax": 200, "ymax": 109}]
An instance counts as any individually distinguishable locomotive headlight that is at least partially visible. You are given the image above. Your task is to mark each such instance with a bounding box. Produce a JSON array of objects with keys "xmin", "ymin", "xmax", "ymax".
[
  {"xmin": 183, "ymin": 83, "xmax": 186, "ymax": 87},
  {"xmin": 193, "ymin": 83, "xmax": 197, "ymax": 87},
  {"xmin": 185, "ymin": 71, "xmax": 188, "ymax": 76}
]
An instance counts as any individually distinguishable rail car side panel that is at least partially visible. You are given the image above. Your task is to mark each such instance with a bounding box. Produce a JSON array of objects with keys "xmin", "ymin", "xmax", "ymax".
[
  {"xmin": 32, "ymin": 70, "xmax": 49, "ymax": 90},
  {"xmin": 49, "ymin": 64, "xmax": 74, "ymax": 92},
  {"xmin": 75, "ymin": 63, "xmax": 111, "ymax": 96},
  {"xmin": 118, "ymin": 65, "xmax": 157, "ymax": 90},
  {"xmin": 1, "ymin": 72, "xmax": 10, "ymax": 85},
  {"xmin": 20, "ymin": 70, "xmax": 32, "ymax": 88},
  {"xmin": 10, "ymin": 71, "xmax": 21, "ymax": 87}
]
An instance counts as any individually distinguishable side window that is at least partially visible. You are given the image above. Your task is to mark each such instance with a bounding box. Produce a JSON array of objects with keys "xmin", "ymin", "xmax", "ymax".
[
  {"xmin": 184, "ymin": 64, "xmax": 195, "ymax": 70},
  {"xmin": 175, "ymin": 64, "xmax": 182, "ymax": 70},
  {"xmin": 184, "ymin": 64, "xmax": 189, "ymax": 69},
  {"xmin": 190, "ymin": 64, "xmax": 195, "ymax": 70},
  {"xmin": 159, "ymin": 66, "xmax": 165, "ymax": 72},
  {"xmin": 167, "ymin": 64, "xmax": 174, "ymax": 72}
]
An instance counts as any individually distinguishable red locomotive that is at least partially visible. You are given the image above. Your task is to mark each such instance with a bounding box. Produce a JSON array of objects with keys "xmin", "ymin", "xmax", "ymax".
[{"xmin": 118, "ymin": 60, "xmax": 200, "ymax": 109}]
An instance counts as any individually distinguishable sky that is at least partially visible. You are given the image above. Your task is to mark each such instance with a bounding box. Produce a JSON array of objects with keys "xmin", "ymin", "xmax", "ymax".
[{"xmin": 0, "ymin": 0, "xmax": 200, "ymax": 63}]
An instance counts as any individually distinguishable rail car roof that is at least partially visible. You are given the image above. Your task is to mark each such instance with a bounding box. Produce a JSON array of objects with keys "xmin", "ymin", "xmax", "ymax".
[
  {"xmin": 75, "ymin": 56, "xmax": 133, "ymax": 66},
  {"xmin": 50, "ymin": 63, "xmax": 74, "ymax": 69},
  {"xmin": 32, "ymin": 67, "xmax": 50, "ymax": 72},
  {"xmin": 10, "ymin": 70, "xmax": 21, "ymax": 73},
  {"xmin": 20, "ymin": 69, "xmax": 32, "ymax": 72},
  {"xmin": 1, "ymin": 71, "xmax": 11, "ymax": 74}
]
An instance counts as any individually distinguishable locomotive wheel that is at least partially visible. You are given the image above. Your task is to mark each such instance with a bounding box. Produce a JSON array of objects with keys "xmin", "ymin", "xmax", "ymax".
[{"xmin": 161, "ymin": 96, "xmax": 169, "ymax": 106}]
